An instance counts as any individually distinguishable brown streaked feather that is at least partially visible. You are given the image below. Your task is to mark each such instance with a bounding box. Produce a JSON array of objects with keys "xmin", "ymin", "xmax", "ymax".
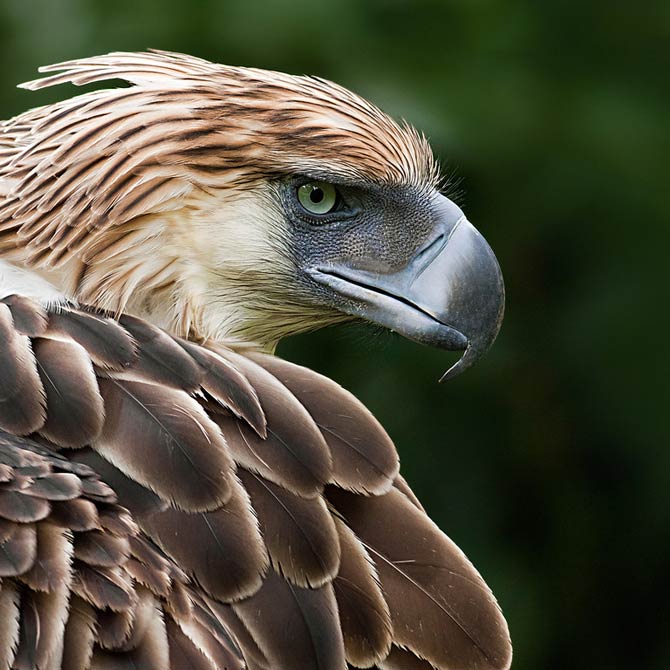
[
  {"xmin": 234, "ymin": 570, "xmax": 346, "ymax": 670},
  {"xmin": 94, "ymin": 377, "xmax": 234, "ymax": 512},
  {"xmin": 238, "ymin": 468, "xmax": 340, "ymax": 589},
  {"xmin": 333, "ymin": 518, "xmax": 392, "ymax": 668},
  {"xmin": 0, "ymin": 304, "xmax": 46, "ymax": 436},
  {"xmin": 140, "ymin": 475, "xmax": 268, "ymax": 602},
  {"xmin": 328, "ymin": 487, "xmax": 512, "ymax": 670},
  {"xmin": 33, "ymin": 336, "xmax": 105, "ymax": 447},
  {"xmin": 213, "ymin": 349, "xmax": 332, "ymax": 498},
  {"xmin": 47, "ymin": 309, "xmax": 137, "ymax": 371},
  {"xmin": 251, "ymin": 353, "xmax": 399, "ymax": 495}
]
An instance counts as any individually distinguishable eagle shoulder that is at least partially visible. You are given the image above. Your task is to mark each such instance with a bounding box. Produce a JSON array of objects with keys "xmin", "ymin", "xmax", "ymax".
[{"xmin": 0, "ymin": 295, "xmax": 511, "ymax": 670}]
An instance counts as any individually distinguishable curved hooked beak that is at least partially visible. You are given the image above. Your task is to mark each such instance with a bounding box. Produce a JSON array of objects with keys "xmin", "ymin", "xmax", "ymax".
[{"xmin": 308, "ymin": 194, "xmax": 505, "ymax": 381}]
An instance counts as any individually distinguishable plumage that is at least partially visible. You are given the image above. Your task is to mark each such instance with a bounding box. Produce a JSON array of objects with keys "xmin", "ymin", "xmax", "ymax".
[
  {"xmin": 33, "ymin": 336, "xmax": 104, "ymax": 447},
  {"xmin": 0, "ymin": 50, "xmax": 511, "ymax": 670},
  {"xmin": 1, "ymin": 295, "xmax": 47, "ymax": 337},
  {"xmin": 238, "ymin": 468, "xmax": 340, "ymax": 588},
  {"xmin": 233, "ymin": 571, "xmax": 346, "ymax": 670},
  {"xmin": 0, "ymin": 580, "xmax": 21, "ymax": 670},
  {"xmin": 140, "ymin": 477, "xmax": 269, "ymax": 602},
  {"xmin": 48, "ymin": 498, "xmax": 100, "ymax": 532},
  {"xmin": 177, "ymin": 340, "xmax": 266, "ymax": 437},
  {"xmin": 214, "ymin": 350, "xmax": 333, "ymax": 498},
  {"xmin": 117, "ymin": 314, "xmax": 201, "ymax": 391},
  {"xmin": 0, "ymin": 523, "xmax": 36, "ymax": 576},
  {"xmin": 94, "ymin": 378, "xmax": 234, "ymax": 512},
  {"xmin": 328, "ymin": 487, "xmax": 511, "ymax": 670},
  {"xmin": 19, "ymin": 522, "xmax": 72, "ymax": 592},
  {"xmin": 250, "ymin": 353, "xmax": 399, "ymax": 495},
  {"xmin": 73, "ymin": 530, "xmax": 130, "ymax": 568},
  {"xmin": 333, "ymin": 518, "xmax": 393, "ymax": 667},
  {"xmin": 46, "ymin": 310, "xmax": 137, "ymax": 372},
  {"xmin": 0, "ymin": 304, "xmax": 45, "ymax": 436}
]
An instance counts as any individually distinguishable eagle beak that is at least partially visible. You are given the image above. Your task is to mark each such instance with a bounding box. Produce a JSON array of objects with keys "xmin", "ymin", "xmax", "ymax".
[{"xmin": 309, "ymin": 194, "xmax": 505, "ymax": 381}]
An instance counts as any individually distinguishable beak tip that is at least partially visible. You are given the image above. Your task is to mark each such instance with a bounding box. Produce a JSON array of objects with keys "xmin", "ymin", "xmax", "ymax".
[{"xmin": 438, "ymin": 350, "xmax": 470, "ymax": 383}]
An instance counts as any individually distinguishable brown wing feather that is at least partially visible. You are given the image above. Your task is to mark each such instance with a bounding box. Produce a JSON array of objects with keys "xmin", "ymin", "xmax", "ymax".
[
  {"xmin": 250, "ymin": 353, "xmax": 399, "ymax": 495},
  {"xmin": 333, "ymin": 518, "xmax": 392, "ymax": 667},
  {"xmin": 0, "ymin": 298, "xmax": 510, "ymax": 670},
  {"xmin": 328, "ymin": 487, "xmax": 512, "ymax": 670},
  {"xmin": 0, "ymin": 304, "xmax": 46, "ymax": 435},
  {"xmin": 212, "ymin": 349, "xmax": 333, "ymax": 498},
  {"xmin": 94, "ymin": 377, "xmax": 234, "ymax": 512},
  {"xmin": 1, "ymin": 295, "xmax": 48, "ymax": 337},
  {"xmin": 140, "ymin": 476, "xmax": 269, "ymax": 602},
  {"xmin": 33, "ymin": 336, "xmax": 105, "ymax": 447},
  {"xmin": 233, "ymin": 570, "xmax": 346, "ymax": 670},
  {"xmin": 238, "ymin": 467, "xmax": 340, "ymax": 589}
]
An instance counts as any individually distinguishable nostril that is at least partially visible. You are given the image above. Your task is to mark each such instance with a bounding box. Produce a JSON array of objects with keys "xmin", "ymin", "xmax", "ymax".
[
  {"xmin": 409, "ymin": 233, "xmax": 447, "ymax": 288},
  {"xmin": 415, "ymin": 232, "xmax": 446, "ymax": 259}
]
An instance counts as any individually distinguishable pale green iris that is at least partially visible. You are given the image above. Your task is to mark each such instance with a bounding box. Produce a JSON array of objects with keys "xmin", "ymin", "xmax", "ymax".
[{"xmin": 297, "ymin": 181, "xmax": 338, "ymax": 215}]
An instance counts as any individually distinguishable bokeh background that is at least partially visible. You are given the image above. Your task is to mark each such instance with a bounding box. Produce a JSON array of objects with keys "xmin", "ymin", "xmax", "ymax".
[{"xmin": 1, "ymin": 1, "xmax": 668, "ymax": 668}]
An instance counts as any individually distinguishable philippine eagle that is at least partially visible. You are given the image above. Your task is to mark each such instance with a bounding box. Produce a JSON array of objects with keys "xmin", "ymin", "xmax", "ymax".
[{"xmin": 0, "ymin": 51, "xmax": 510, "ymax": 670}]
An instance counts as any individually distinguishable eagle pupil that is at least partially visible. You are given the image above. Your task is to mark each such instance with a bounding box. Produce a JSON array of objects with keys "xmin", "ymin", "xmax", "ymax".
[{"xmin": 310, "ymin": 187, "xmax": 324, "ymax": 203}]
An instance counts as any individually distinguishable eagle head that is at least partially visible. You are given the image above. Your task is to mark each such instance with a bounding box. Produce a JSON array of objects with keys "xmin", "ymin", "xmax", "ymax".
[{"xmin": 0, "ymin": 50, "xmax": 504, "ymax": 379}]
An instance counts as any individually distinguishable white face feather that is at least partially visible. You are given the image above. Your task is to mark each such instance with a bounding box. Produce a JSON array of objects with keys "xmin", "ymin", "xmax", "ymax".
[{"xmin": 0, "ymin": 260, "xmax": 69, "ymax": 307}]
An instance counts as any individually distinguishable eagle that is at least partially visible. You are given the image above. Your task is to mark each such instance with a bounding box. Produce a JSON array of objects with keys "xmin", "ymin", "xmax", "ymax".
[{"xmin": 0, "ymin": 51, "xmax": 510, "ymax": 670}]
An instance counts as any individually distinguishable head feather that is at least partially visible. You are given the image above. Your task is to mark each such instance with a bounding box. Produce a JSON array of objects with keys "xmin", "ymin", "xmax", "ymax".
[{"xmin": 0, "ymin": 50, "xmax": 438, "ymax": 344}]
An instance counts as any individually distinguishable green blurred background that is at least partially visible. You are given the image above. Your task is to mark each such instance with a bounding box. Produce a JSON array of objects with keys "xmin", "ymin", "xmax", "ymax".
[{"xmin": 1, "ymin": 1, "xmax": 668, "ymax": 668}]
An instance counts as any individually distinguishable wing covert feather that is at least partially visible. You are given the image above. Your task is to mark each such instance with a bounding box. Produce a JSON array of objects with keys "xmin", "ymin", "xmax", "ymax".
[
  {"xmin": 212, "ymin": 349, "xmax": 332, "ymax": 498},
  {"xmin": 94, "ymin": 377, "xmax": 234, "ymax": 512},
  {"xmin": 238, "ymin": 467, "xmax": 340, "ymax": 588},
  {"xmin": 328, "ymin": 487, "xmax": 512, "ymax": 670},
  {"xmin": 251, "ymin": 352, "xmax": 399, "ymax": 495},
  {"xmin": 233, "ymin": 570, "xmax": 347, "ymax": 670}
]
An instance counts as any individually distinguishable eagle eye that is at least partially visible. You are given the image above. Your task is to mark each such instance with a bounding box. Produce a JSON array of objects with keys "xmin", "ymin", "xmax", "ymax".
[{"xmin": 297, "ymin": 181, "xmax": 339, "ymax": 216}]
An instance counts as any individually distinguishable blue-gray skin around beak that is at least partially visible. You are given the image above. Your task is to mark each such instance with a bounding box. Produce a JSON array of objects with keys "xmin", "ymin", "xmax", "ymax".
[{"xmin": 308, "ymin": 195, "xmax": 505, "ymax": 381}]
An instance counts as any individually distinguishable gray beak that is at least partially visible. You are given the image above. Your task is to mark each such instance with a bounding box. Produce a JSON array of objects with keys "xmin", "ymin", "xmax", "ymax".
[{"xmin": 308, "ymin": 194, "xmax": 505, "ymax": 381}]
